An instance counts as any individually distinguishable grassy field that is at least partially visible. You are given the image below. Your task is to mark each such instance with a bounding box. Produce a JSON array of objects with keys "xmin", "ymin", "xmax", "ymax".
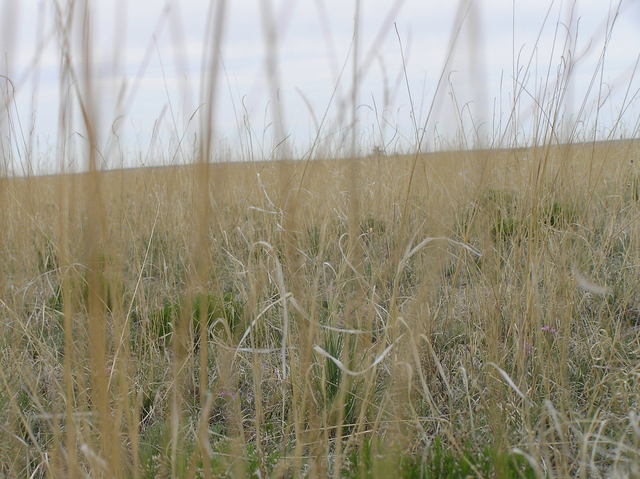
[
  {"xmin": 2, "ymin": 0, "xmax": 640, "ymax": 477},
  {"xmin": 1, "ymin": 140, "xmax": 639, "ymax": 477}
]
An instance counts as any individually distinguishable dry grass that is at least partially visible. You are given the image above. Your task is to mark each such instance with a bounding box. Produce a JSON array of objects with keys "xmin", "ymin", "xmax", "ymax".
[
  {"xmin": 1, "ymin": 140, "xmax": 639, "ymax": 478},
  {"xmin": 1, "ymin": 0, "xmax": 640, "ymax": 477}
]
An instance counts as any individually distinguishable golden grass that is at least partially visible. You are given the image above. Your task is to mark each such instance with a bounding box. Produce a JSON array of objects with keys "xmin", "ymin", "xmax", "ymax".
[
  {"xmin": 1, "ymin": 139, "xmax": 639, "ymax": 477},
  {"xmin": 2, "ymin": 0, "xmax": 640, "ymax": 475}
]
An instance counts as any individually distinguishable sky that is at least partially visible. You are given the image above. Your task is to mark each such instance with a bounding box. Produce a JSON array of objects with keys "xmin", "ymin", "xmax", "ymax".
[{"xmin": 2, "ymin": 0, "xmax": 640, "ymax": 172}]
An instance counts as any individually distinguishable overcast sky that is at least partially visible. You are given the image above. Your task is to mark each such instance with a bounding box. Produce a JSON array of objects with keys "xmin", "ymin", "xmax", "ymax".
[{"xmin": 3, "ymin": 0, "xmax": 640, "ymax": 170}]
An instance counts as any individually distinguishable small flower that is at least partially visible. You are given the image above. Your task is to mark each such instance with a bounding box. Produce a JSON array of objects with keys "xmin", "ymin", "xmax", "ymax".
[
  {"xmin": 219, "ymin": 390, "xmax": 236, "ymax": 399},
  {"xmin": 541, "ymin": 325, "xmax": 558, "ymax": 335}
]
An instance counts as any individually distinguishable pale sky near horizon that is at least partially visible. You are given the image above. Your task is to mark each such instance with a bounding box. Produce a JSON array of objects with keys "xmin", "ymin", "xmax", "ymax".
[{"xmin": 3, "ymin": 0, "xmax": 640, "ymax": 171}]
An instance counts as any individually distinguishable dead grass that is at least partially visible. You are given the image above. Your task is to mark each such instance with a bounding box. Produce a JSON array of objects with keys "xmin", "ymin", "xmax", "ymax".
[
  {"xmin": 0, "ymin": 141, "xmax": 639, "ymax": 477},
  {"xmin": 1, "ymin": 0, "xmax": 640, "ymax": 476}
]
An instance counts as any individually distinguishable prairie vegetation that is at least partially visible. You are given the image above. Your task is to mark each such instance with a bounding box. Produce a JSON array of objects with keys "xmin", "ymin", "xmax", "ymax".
[
  {"xmin": 2, "ymin": 142, "xmax": 639, "ymax": 478},
  {"xmin": 1, "ymin": 1, "xmax": 639, "ymax": 478}
]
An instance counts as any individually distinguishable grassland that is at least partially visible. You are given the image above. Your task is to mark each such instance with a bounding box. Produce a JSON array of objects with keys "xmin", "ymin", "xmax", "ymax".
[
  {"xmin": 1, "ymin": 139, "xmax": 639, "ymax": 477},
  {"xmin": 1, "ymin": 0, "xmax": 639, "ymax": 476}
]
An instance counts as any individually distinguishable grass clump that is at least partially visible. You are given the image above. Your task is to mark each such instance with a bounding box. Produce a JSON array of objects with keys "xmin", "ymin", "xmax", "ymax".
[
  {"xmin": 345, "ymin": 438, "xmax": 537, "ymax": 478},
  {"xmin": 147, "ymin": 292, "xmax": 244, "ymax": 345}
]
